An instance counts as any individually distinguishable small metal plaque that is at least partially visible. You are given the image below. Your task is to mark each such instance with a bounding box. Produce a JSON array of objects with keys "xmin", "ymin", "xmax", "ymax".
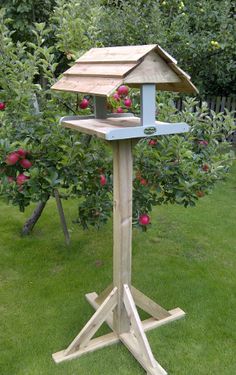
[{"xmin": 144, "ymin": 127, "xmax": 156, "ymax": 135}]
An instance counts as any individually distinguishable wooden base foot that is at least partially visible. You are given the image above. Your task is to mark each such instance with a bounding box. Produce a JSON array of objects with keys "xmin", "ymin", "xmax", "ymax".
[
  {"xmin": 52, "ymin": 331, "xmax": 119, "ymax": 363},
  {"xmin": 86, "ymin": 287, "xmax": 185, "ymax": 333},
  {"xmin": 52, "ymin": 284, "xmax": 185, "ymax": 375}
]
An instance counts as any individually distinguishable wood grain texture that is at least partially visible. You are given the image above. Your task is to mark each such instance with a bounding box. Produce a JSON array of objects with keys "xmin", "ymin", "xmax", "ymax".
[
  {"xmin": 52, "ymin": 332, "xmax": 119, "ymax": 363},
  {"xmin": 120, "ymin": 332, "xmax": 167, "ymax": 375},
  {"xmin": 142, "ymin": 308, "xmax": 186, "ymax": 332},
  {"xmin": 64, "ymin": 287, "xmax": 118, "ymax": 355},
  {"xmin": 76, "ymin": 45, "xmax": 157, "ymax": 63},
  {"xmin": 95, "ymin": 284, "xmax": 113, "ymax": 305},
  {"xmin": 113, "ymin": 140, "xmax": 133, "ymax": 334},
  {"xmin": 131, "ymin": 286, "xmax": 170, "ymax": 320},
  {"xmin": 51, "ymin": 76, "xmax": 122, "ymax": 96},
  {"xmin": 124, "ymin": 51, "xmax": 181, "ymax": 84},
  {"xmin": 86, "ymin": 292, "xmax": 114, "ymax": 330},
  {"xmin": 156, "ymin": 80, "xmax": 198, "ymax": 93},
  {"xmin": 123, "ymin": 284, "xmax": 157, "ymax": 368},
  {"xmin": 61, "ymin": 116, "xmax": 189, "ymax": 140},
  {"xmin": 155, "ymin": 45, "xmax": 177, "ymax": 64},
  {"xmin": 65, "ymin": 62, "xmax": 136, "ymax": 77},
  {"xmin": 52, "ymin": 44, "xmax": 198, "ymax": 94},
  {"xmin": 168, "ymin": 62, "xmax": 191, "ymax": 80},
  {"xmin": 85, "ymin": 290, "xmax": 185, "ymax": 333}
]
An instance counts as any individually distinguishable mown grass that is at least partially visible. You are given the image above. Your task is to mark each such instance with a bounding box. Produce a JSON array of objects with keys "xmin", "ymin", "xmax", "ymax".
[{"xmin": 0, "ymin": 164, "xmax": 236, "ymax": 375}]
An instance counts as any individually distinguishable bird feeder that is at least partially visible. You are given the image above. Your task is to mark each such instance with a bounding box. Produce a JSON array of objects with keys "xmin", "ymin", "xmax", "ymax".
[{"xmin": 51, "ymin": 44, "xmax": 198, "ymax": 375}]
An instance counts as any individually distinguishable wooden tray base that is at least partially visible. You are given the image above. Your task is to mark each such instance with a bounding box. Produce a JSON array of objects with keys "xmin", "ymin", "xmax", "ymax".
[{"xmin": 52, "ymin": 284, "xmax": 185, "ymax": 375}]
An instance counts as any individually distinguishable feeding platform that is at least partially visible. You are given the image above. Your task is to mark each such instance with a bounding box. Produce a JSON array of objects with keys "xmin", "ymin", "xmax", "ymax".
[
  {"xmin": 51, "ymin": 44, "xmax": 198, "ymax": 375},
  {"xmin": 60, "ymin": 115, "xmax": 189, "ymax": 140}
]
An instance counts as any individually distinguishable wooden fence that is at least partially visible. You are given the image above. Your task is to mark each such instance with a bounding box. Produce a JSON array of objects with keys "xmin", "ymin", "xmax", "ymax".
[{"xmin": 175, "ymin": 95, "xmax": 236, "ymax": 115}]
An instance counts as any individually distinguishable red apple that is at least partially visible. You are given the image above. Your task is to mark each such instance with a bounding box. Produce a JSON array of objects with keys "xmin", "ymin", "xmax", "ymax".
[
  {"xmin": 16, "ymin": 173, "xmax": 29, "ymax": 185},
  {"xmin": 116, "ymin": 107, "xmax": 124, "ymax": 113},
  {"xmin": 79, "ymin": 98, "xmax": 89, "ymax": 109},
  {"xmin": 139, "ymin": 214, "xmax": 150, "ymax": 226},
  {"xmin": 148, "ymin": 139, "xmax": 157, "ymax": 146},
  {"xmin": 0, "ymin": 102, "xmax": 6, "ymax": 111},
  {"xmin": 20, "ymin": 159, "xmax": 32, "ymax": 169},
  {"xmin": 5, "ymin": 152, "xmax": 19, "ymax": 165},
  {"xmin": 196, "ymin": 190, "xmax": 205, "ymax": 197},
  {"xmin": 17, "ymin": 148, "xmax": 27, "ymax": 158},
  {"xmin": 198, "ymin": 140, "xmax": 208, "ymax": 146},
  {"xmin": 113, "ymin": 93, "xmax": 120, "ymax": 101},
  {"xmin": 202, "ymin": 164, "xmax": 209, "ymax": 172},
  {"xmin": 100, "ymin": 174, "xmax": 107, "ymax": 186},
  {"xmin": 140, "ymin": 178, "xmax": 148, "ymax": 186},
  {"xmin": 117, "ymin": 85, "xmax": 129, "ymax": 97},
  {"xmin": 124, "ymin": 98, "xmax": 132, "ymax": 107}
]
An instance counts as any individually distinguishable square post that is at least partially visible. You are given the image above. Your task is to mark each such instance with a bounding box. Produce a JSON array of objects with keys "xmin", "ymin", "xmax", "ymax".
[
  {"xmin": 94, "ymin": 96, "xmax": 107, "ymax": 119},
  {"xmin": 112, "ymin": 139, "xmax": 133, "ymax": 334},
  {"xmin": 141, "ymin": 84, "xmax": 156, "ymax": 126}
]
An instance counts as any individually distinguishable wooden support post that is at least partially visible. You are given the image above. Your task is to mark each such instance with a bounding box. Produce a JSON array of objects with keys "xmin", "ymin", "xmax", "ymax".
[
  {"xmin": 53, "ymin": 129, "xmax": 186, "ymax": 375},
  {"xmin": 54, "ymin": 189, "xmax": 70, "ymax": 246},
  {"xmin": 94, "ymin": 96, "xmax": 107, "ymax": 119},
  {"xmin": 112, "ymin": 139, "xmax": 133, "ymax": 334},
  {"xmin": 141, "ymin": 84, "xmax": 156, "ymax": 126}
]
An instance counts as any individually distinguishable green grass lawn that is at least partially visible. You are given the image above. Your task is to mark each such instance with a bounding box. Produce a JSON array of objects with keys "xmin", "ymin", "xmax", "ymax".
[{"xmin": 1, "ymin": 164, "xmax": 236, "ymax": 375}]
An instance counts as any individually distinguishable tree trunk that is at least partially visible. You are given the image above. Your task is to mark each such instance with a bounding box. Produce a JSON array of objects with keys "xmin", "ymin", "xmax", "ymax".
[
  {"xmin": 22, "ymin": 196, "xmax": 49, "ymax": 236},
  {"xmin": 54, "ymin": 189, "xmax": 70, "ymax": 246}
]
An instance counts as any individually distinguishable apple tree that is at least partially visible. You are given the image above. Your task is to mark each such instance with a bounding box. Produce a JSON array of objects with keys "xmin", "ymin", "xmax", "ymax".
[{"xmin": 0, "ymin": 9, "xmax": 235, "ymax": 236}]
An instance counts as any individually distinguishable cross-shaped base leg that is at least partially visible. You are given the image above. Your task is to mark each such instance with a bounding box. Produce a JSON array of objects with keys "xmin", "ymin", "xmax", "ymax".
[{"xmin": 52, "ymin": 284, "xmax": 185, "ymax": 375}]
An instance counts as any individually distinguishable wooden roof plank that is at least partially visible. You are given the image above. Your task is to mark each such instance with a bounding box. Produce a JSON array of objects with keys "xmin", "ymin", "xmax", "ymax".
[
  {"xmin": 155, "ymin": 45, "xmax": 177, "ymax": 64},
  {"xmin": 51, "ymin": 44, "xmax": 198, "ymax": 95},
  {"xmin": 168, "ymin": 62, "xmax": 191, "ymax": 80},
  {"xmin": 77, "ymin": 45, "xmax": 157, "ymax": 63},
  {"xmin": 64, "ymin": 62, "xmax": 137, "ymax": 78},
  {"xmin": 156, "ymin": 81, "xmax": 198, "ymax": 94},
  {"xmin": 51, "ymin": 76, "xmax": 123, "ymax": 96}
]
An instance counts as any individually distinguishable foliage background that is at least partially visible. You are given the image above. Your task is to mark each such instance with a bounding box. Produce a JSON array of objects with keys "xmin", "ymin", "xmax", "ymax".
[
  {"xmin": 1, "ymin": 0, "xmax": 235, "ymax": 96},
  {"xmin": 0, "ymin": 1, "xmax": 235, "ymax": 230}
]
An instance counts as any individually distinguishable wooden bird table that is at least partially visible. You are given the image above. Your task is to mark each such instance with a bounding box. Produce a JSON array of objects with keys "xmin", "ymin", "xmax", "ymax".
[{"xmin": 52, "ymin": 115, "xmax": 188, "ymax": 375}]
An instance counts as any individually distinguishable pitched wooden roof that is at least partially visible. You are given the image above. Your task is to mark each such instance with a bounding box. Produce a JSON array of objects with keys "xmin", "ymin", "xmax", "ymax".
[{"xmin": 51, "ymin": 44, "xmax": 198, "ymax": 95}]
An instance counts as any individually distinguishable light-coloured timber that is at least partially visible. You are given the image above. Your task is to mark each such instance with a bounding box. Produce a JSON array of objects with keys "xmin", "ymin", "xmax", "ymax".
[
  {"xmin": 113, "ymin": 140, "xmax": 133, "ymax": 334},
  {"xmin": 95, "ymin": 284, "xmax": 113, "ymax": 305},
  {"xmin": 142, "ymin": 308, "xmax": 186, "ymax": 332},
  {"xmin": 131, "ymin": 286, "xmax": 170, "ymax": 320},
  {"xmin": 64, "ymin": 287, "xmax": 118, "ymax": 355},
  {"xmin": 65, "ymin": 62, "xmax": 137, "ymax": 77},
  {"xmin": 52, "ymin": 44, "xmax": 191, "ymax": 374},
  {"xmin": 52, "ymin": 75, "xmax": 122, "ymax": 96},
  {"xmin": 52, "ymin": 307, "xmax": 185, "ymax": 366},
  {"xmin": 86, "ymin": 292, "xmax": 114, "ymax": 330},
  {"xmin": 120, "ymin": 333, "xmax": 167, "ymax": 375},
  {"xmin": 124, "ymin": 52, "xmax": 181, "ymax": 84},
  {"xmin": 77, "ymin": 44, "xmax": 157, "ymax": 63},
  {"xmin": 52, "ymin": 331, "xmax": 119, "ymax": 364},
  {"xmin": 51, "ymin": 44, "xmax": 198, "ymax": 95},
  {"xmin": 155, "ymin": 45, "xmax": 177, "ymax": 64},
  {"xmin": 86, "ymin": 290, "xmax": 186, "ymax": 333},
  {"xmin": 61, "ymin": 116, "xmax": 189, "ymax": 141},
  {"xmin": 123, "ymin": 284, "xmax": 157, "ymax": 368}
]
